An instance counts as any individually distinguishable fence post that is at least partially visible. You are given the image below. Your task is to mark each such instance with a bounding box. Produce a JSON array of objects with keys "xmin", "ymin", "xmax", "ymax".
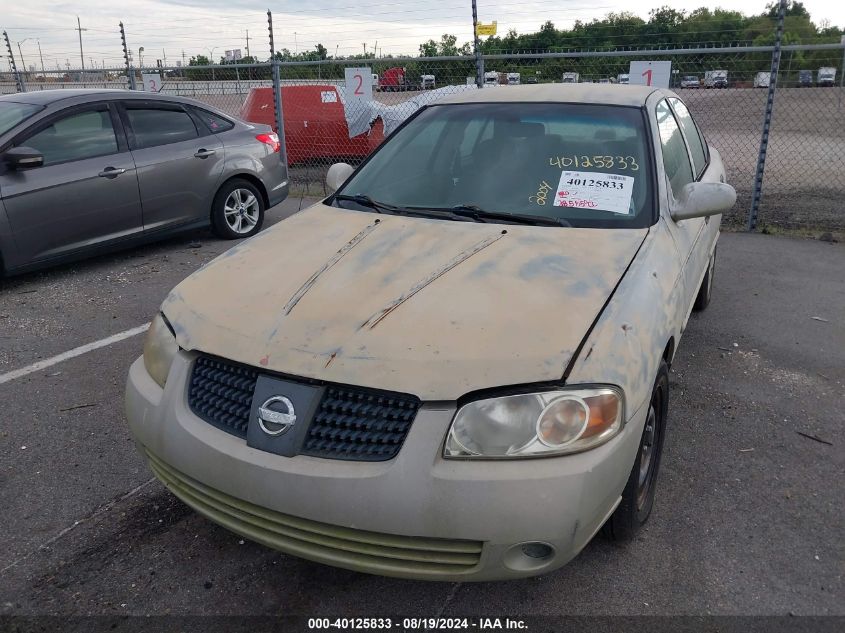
[
  {"xmin": 839, "ymin": 35, "xmax": 845, "ymax": 108},
  {"xmin": 747, "ymin": 0, "xmax": 787, "ymax": 231},
  {"xmin": 471, "ymin": 0, "xmax": 483, "ymax": 88},
  {"xmin": 119, "ymin": 22, "xmax": 136, "ymax": 90},
  {"xmin": 3, "ymin": 30, "xmax": 26, "ymax": 92},
  {"xmin": 267, "ymin": 10, "xmax": 288, "ymax": 167}
]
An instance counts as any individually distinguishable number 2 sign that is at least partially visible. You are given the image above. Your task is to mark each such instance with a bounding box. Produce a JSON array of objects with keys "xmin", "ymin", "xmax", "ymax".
[
  {"xmin": 344, "ymin": 67, "xmax": 373, "ymax": 105},
  {"xmin": 141, "ymin": 73, "xmax": 163, "ymax": 93},
  {"xmin": 628, "ymin": 61, "xmax": 671, "ymax": 88}
]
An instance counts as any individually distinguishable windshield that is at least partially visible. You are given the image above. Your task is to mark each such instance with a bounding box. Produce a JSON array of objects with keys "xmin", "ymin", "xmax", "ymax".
[
  {"xmin": 335, "ymin": 103, "xmax": 654, "ymax": 228},
  {"xmin": 0, "ymin": 102, "xmax": 43, "ymax": 137}
]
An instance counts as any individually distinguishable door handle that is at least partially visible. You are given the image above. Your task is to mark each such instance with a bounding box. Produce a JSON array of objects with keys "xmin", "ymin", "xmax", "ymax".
[
  {"xmin": 98, "ymin": 167, "xmax": 126, "ymax": 178},
  {"xmin": 194, "ymin": 149, "xmax": 216, "ymax": 158}
]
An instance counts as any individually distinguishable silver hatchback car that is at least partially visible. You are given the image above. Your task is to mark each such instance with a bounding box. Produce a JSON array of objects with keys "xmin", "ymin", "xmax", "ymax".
[{"xmin": 0, "ymin": 89, "xmax": 288, "ymax": 276}]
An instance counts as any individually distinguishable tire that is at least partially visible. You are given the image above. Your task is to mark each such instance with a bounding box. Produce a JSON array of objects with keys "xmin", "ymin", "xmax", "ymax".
[
  {"xmin": 211, "ymin": 179, "xmax": 265, "ymax": 240},
  {"xmin": 602, "ymin": 360, "xmax": 669, "ymax": 542},
  {"xmin": 693, "ymin": 246, "xmax": 716, "ymax": 312}
]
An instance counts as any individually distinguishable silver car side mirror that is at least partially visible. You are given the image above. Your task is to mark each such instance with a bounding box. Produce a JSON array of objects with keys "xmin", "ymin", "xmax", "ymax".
[
  {"xmin": 326, "ymin": 163, "xmax": 355, "ymax": 194},
  {"xmin": 671, "ymin": 182, "xmax": 736, "ymax": 222}
]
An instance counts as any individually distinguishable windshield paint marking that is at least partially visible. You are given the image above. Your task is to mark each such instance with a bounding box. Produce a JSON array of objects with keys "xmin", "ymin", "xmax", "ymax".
[
  {"xmin": 282, "ymin": 219, "xmax": 381, "ymax": 317},
  {"xmin": 360, "ymin": 232, "xmax": 506, "ymax": 331}
]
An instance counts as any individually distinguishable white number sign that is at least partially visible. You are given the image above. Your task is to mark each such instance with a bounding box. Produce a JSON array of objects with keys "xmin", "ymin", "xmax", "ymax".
[
  {"xmin": 554, "ymin": 171, "xmax": 635, "ymax": 215},
  {"xmin": 141, "ymin": 73, "xmax": 163, "ymax": 93},
  {"xmin": 628, "ymin": 61, "xmax": 672, "ymax": 89},
  {"xmin": 344, "ymin": 67, "xmax": 373, "ymax": 104}
]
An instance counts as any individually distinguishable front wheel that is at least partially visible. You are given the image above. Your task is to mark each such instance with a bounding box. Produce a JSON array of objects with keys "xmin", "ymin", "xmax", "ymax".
[
  {"xmin": 211, "ymin": 179, "xmax": 265, "ymax": 240},
  {"xmin": 602, "ymin": 360, "xmax": 669, "ymax": 542},
  {"xmin": 693, "ymin": 247, "xmax": 716, "ymax": 312}
]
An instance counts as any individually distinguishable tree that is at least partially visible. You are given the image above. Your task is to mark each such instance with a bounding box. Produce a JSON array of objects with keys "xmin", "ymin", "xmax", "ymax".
[
  {"xmin": 419, "ymin": 39, "xmax": 438, "ymax": 57},
  {"xmin": 766, "ymin": 1, "xmax": 810, "ymax": 18}
]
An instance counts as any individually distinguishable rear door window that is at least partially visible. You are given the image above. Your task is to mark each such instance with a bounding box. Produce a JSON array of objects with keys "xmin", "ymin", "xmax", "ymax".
[
  {"xmin": 656, "ymin": 100, "xmax": 693, "ymax": 199},
  {"xmin": 192, "ymin": 108, "xmax": 235, "ymax": 134},
  {"xmin": 21, "ymin": 107, "xmax": 118, "ymax": 166},
  {"xmin": 125, "ymin": 107, "xmax": 198, "ymax": 149}
]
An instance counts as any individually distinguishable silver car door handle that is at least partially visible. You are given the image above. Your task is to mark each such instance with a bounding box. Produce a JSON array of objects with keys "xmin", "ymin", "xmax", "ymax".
[
  {"xmin": 194, "ymin": 149, "xmax": 216, "ymax": 158},
  {"xmin": 98, "ymin": 167, "xmax": 126, "ymax": 178}
]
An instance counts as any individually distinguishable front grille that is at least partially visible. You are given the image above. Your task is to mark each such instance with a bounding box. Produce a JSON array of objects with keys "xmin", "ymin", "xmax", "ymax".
[
  {"xmin": 187, "ymin": 355, "xmax": 421, "ymax": 461},
  {"xmin": 188, "ymin": 356, "xmax": 258, "ymax": 438},
  {"xmin": 301, "ymin": 386, "xmax": 421, "ymax": 461},
  {"xmin": 146, "ymin": 450, "xmax": 483, "ymax": 578}
]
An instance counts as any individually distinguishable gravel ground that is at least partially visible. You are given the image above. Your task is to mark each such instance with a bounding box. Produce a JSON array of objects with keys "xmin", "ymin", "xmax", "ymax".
[{"xmin": 1, "ymin": 200, "xmax": 842, "ymax": 628}]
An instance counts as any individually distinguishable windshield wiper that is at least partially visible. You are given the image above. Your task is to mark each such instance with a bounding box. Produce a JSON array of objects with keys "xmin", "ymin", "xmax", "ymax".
[
  {"xmin": 333, "ymin": 194, "xmax": 405, "ymax": 214},
  {"xmin": 449, "ymin": 204, "xmax": 572, "ymax": 227},
  {"xmin": 336, "ymin": 194, "xmax": 477, "ymax": 222}
]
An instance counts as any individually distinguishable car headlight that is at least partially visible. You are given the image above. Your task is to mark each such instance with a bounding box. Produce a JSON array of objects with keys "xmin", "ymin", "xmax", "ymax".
[
  {"xmin": 143, "ymin": 313, "xmax": 178, "ymax": 388},
  {"xmin": 444, "ymin": 387, "xmax": 624, "ymax": 458}
]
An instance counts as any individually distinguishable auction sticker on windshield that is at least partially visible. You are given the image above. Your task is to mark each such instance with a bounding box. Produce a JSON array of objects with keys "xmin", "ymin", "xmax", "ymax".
[{"xmin": 554, "ymin": 170, "xmax": 635, "ymax": 214}]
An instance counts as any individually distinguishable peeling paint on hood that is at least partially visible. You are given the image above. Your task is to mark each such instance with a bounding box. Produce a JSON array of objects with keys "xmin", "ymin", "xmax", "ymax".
[{"xmin": 162, "ymin": 203, "xmax": 648, "ymax": 400}]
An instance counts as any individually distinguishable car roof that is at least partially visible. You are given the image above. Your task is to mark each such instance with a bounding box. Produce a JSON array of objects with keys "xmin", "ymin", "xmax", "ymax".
[
  {"xmin": 0, "ymin": 89, "xmax": 202, "ymax": 107},
  {"xmin": 435, "ymin": 84, "xmax": 659, "ymax": 107}
]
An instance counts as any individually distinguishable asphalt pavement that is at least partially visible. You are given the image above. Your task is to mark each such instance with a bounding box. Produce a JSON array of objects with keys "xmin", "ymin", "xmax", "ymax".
[{"xmin": 0, "ymin": 201, "xmax": 842, "ymax": 621}]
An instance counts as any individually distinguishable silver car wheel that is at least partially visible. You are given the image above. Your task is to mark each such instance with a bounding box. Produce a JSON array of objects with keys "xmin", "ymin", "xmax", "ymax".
[{"xmin": 223, "ymin": 188, "xmax": 260, "ymax": 235}]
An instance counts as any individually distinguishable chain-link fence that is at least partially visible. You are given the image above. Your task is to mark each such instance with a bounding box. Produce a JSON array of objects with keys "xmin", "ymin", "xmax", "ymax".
[{"xmin": 2, "ymin": 41, "xmax": 844, "ymax": 231}]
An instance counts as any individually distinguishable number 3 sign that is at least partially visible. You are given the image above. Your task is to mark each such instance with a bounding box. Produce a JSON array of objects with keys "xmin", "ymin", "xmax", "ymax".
[
  {"xmin": 141, "ymin": 73, "xmax": 163, "ymax": 92},
  {"xmin": 628, "ymin": 61, "xmax": 671, "ymax": 88},
  {"xmin": 344, "ymin": 67, "xmax": 373, "ymax": 104}
]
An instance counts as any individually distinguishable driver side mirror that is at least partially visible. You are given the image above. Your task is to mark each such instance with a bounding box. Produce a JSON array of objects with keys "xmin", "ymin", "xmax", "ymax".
[
  {"xmin": 3, "ymin": 146, "xmax": 44, "ymax": 170},
  {"xmin": 671, "ymin": 181, "xmax": 736, "ymax": 221},
  {"xmin": 326, "ymin": 162, "xmax": 354, "ymax": 194}
]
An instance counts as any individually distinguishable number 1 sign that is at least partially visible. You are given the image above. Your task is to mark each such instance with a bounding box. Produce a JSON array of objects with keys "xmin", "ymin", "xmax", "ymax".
[
  {"xmin": 628, "ymin": 61, "xmax": 671, "ymax": 88},
  {"xmin": 344, "ymin": 67, "xmax": 373, "ymax": 105}
]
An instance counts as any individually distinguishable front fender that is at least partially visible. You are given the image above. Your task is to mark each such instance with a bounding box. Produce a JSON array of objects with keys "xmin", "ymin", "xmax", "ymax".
[{"xmin": 566, "ymin": 220, "xmax": 684, "ymax": 415}]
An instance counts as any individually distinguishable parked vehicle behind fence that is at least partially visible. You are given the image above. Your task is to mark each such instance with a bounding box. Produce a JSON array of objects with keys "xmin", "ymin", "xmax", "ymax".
[
  {"xmin": 753, "ymin": 72, "xmax": 771, "ymax": 88},
  {"xmin": 0, "ymin": 90, "xmax": 288, "ymax": 277},
  {"xmin": 798, "ymin": 69, "xmax": 813, "ymax": 87},
  {"xmin": 817, "ymin": 67, "xmax": 836, "ymax": 87},
  {"xmin": 680, "ymin": 75, "xmax": 700, "ymax": 88},
  {"xmin": 704, "ymin": 70, "xmax": 728, "ymax": 88}
]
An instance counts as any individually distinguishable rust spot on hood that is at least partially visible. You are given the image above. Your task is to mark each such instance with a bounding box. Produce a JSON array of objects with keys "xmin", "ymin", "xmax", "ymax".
[{"xmin": 359, "ymin": 232, "xmax": 506, "ymax": 330}]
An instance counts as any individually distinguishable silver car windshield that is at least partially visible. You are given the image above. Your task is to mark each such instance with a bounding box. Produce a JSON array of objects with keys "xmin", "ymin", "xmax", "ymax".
[
  {"xmin": 0, "ymin": 102, "xmax": 43, "ymax": 137},
  {"xmin": 336, "ymin": 103, "xmax": 655, "ymax": 228}
]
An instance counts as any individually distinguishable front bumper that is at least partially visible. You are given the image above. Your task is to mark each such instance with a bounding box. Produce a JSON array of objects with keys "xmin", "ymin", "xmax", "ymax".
[{"xmin": 125, "ymin": 352, "xmax": 647, "ymax": 581}]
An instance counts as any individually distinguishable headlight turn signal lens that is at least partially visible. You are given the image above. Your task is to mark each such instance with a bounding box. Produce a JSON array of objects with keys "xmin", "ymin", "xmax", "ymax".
[
  {"xmin": 444, "ymin": 387, "xmax": 623, "ymax": 458},
  {"xmin": 142, "ymin": 313, "xmax": 178, "ymax": 388}
]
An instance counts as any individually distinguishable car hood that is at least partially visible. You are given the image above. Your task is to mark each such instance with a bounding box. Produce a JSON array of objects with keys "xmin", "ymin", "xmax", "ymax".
[{"xmin": 162, "ymin": 204, "xmax": 648, "ymax": 400}]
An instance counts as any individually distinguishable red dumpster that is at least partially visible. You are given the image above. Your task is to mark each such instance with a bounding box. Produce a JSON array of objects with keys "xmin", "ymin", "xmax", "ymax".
[{"xmin": 239, "ymin": 85, "xmax": 384, "ymax": 166}]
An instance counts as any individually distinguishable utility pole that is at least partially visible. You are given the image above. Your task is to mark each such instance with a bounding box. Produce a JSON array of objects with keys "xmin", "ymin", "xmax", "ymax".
[
  {"xmin": 76, "ymin": 16, "xmax": 87, "ymax": 72},
  {"xmin": 16, "ymin": 40, "xmax": 27, "ymax": 77},
  {"xmin": 471, "ymin": 0, "xmax": 483, "ymax": 88},
  {"xmin": 245, "ymin": 30, "xmax": 250, "ymax": 59},
  {"xmin": 163, "ymin": 49, "xmax": 167, "ymax": 66},
  {"xmin": 37, "ymin": 39, "xmax": 45, "ymax": 75}
]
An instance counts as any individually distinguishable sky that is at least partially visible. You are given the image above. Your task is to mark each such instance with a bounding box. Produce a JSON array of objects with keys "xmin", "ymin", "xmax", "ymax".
[{"xmin": 2, "ymin": 0, "xmax": 843, "ymax": 71}]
